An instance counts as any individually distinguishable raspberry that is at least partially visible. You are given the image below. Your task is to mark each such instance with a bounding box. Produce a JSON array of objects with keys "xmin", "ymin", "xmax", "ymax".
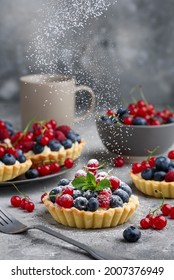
[
  {"xmin": 54, "ymin": 131, "xmax": 66, "ymax": 142},
  {"xmin": 56, "ymin": 194, "xmax": 73, "ymax": 208},
  {"xmin": 98, "ymin": 188, "xmax": 112, "ymax": 198},
  {"xmin": 98, "ymin": 195, "xmax": 110, "ymax": 208},
  {"xmin": 56, "ymin": 125, "xmax": 71, "ymax": 136},
  {"xmin": 165, "ymin": 170, "xmax": 174, "ymax": 182}
]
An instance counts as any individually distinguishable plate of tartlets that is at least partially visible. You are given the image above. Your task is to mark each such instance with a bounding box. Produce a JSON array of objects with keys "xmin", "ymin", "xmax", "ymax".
[{"xmin": 0, "ymin": 119, "xmax": 85, "ymax": 186}]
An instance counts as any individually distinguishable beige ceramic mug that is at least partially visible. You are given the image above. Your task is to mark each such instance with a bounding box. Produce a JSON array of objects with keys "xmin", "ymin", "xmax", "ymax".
[{"xmin": 20, "ymin": 74, "xmax": 95, "ymax": 129}]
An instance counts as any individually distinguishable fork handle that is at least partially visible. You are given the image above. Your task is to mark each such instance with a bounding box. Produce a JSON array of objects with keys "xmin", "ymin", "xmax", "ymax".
[{"xmin": 30, "ymin": 225, "xmax": 109, "ymax": 260}]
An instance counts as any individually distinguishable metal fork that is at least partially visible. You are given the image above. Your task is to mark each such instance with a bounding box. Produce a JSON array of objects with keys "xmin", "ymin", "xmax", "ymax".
[{"xmin": 0, "ymin": 207, "xmax": 110, "ymax": 260}]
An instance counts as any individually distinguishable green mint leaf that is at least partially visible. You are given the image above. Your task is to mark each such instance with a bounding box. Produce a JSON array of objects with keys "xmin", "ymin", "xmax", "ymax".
[
  {"xmin": 71, "ymin": 176, "xmax": 87, "ymax": 189},
  {"xmin": 86, "ymin": 172, "xmax": 96, "ymax": 187},
  {"xmin": 95, "ymin": 178, "xmax": 111, "ymax": 191}
]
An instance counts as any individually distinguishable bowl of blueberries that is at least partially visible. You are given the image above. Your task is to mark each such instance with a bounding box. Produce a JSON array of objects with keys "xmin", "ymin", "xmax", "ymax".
[{"xmin": 96, "ymin": 99, "xmax": 174, "ymax": 158}]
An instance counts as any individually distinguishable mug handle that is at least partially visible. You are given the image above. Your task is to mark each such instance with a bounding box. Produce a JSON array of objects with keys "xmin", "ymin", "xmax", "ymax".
[{"xmin": 74, "ymin": 85, "xmax": 95, "ymax": 122}]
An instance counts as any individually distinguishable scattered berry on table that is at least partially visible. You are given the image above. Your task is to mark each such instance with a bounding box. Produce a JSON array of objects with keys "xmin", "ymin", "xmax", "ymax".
[
  {"xmin": 123, "ymin": 226, "xmax": 141, "ymax": 242},
  {"xmin": 113, "ymin": 156, "xmax": 125, "ymax": 167},
  {"xmin": 10, "ymin": 195, "xmax": 21, "ymax": 207}
]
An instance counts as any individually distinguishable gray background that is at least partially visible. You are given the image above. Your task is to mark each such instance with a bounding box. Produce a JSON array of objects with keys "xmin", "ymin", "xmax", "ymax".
[{"xmin": 0, "ymin": 0, "xmax": 174, "ymax": 109}]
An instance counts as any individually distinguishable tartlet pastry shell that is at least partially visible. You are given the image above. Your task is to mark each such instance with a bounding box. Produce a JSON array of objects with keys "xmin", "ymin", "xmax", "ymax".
[
  {"xmin": 0, "ymin": 159, "xmax": 32, "ymax": 182},
  {"xmin": 25, "ymin": 140, "xmax": 86, "ymax": 167},
  {"xmin": 43, "ymin": 194, "xmax": 139, "ymax": 229},
  {"xmin": 130, "ymin": 172, "xmax": 174, "ymax": 198}
]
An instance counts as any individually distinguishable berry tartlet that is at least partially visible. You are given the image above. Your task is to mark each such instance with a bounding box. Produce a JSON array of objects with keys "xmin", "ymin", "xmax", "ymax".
[
  {"xmin": 0, "ymin": 144, "xmax": 32, "ymax": 182},
  {"xmin": 10, "ymin": 120, "xmax": 85, "ymax": 167},
  {"xmin": 130, "ymin": 152, "xmax": 174, "ymax": 198},
  {"xmin": 43, "ymin": 159, "xmax": 139, "ymax": 229}
]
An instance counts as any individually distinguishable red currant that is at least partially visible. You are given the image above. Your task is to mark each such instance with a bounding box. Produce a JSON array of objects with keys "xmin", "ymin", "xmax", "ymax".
[
  {"xmin": 50, "ymin": 162, "xmax": 60, "ymax": 173},
  {"xmin": 64, "ymin": 158, "xmax": 74, "ymax": 168},
  {"xmin": 152, "ymin": 215, "xmax": 167, "ymax": 230},
  {"xmin": 40, "ymin": 136, "xmax": 49, "ymax": 146},
  {"xmin": 169, "ymin": 207, "xmax": 174, "ymax": 219},
  {"xmin": 41, "ymin": 193, "xmax": 47, "ymax": 203},
  {"xmin": 146, "ymin": 214, "xmax": 156, "ymax": 226},
  {"xmin": 106, "ymin": 109, "xmax": 113, "ymax": 116},
  {"xmin": 39, "ymin": 165, "xmax": 51, "ymax": 176},
  {"xmin": 161, "ymin": 204, "xmax": 171, "ymax": 216},
  {"xmin": 10, "ymin": 195, "xmax": 21, "ymax": 207},
  {"xmin": 87, "ymin": 159, "xmax": 99, "ymax": 173},
  {"xmin": 168, "ymin": 150, "xmax": 174, "ymax": 160},
  {"xmin": 20, "ymin": 198, "xmax": 29, "ymax": 209},
  {"xmin": 109, "ymin": 176, "xmax": 120, "ymax": 190},
  {"xmin": 140, "ymin": 217, "xmax": 151, "ymax": 229},
  {"xmin": 123, "ymin": 116, "xmax": 133, "ymax": 125},
  {"xmin": 0, "ymin": 146, "xmax": 5, "ymax": 158},
  {"xmin": 131, "ymin": 162, "xmax": 143, "ymax": 174},
  {"xmin": 113, "ymin": 156, "xmax": 125, "ymax": 167},
  {"xmin": 25, "ymin": 201, "xmax": 35, "ymax": 212}
]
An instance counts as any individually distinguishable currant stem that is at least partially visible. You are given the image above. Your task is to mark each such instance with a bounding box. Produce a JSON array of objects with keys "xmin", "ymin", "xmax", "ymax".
[{"xmin": 11, "ymin": 183, "xmax": 29, "ymax": 199}]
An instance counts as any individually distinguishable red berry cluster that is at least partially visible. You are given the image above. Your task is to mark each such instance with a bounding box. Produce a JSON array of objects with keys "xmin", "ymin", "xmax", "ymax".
[
  {"xmin": 10, "ymin": 120, "xmax": 71, "ymax": 153},
  {"xmin": 0, "ymin": 120, "xmax": 13, "ymax": 140},
  {"xmin": 0, "ymin": 144, "xmax": 19, "ymax": 159},
  {"xmin": 140, "ymin": 202, "xmax": 174, "ymax": 230},
  {"xmin": 26, "ymin": 158, "xmax": 74, "ymax": 179},
  {"xmin": 106, "ymin": 100, "xmax": 174, "ymax": 126},
  {"xmin": 131, "ymin": 156, "xmax": 156, "ymax": 174},
  {"xmin": 10, "ymin": 196, "xmax": 35, "ymax": 212}
]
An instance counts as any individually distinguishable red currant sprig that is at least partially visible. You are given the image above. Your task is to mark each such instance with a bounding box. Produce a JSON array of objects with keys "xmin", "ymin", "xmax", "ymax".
[
  {"xmin": 139, "ymin": 190, "xmax": 172, "ymax": 230},
  {"xmin": 10, "ymin": 184, "xmax": 35, "ymax": 213}
]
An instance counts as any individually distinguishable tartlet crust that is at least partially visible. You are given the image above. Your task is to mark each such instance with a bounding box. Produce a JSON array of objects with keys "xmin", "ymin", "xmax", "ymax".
[
  {"xmin": 25, "ymin": 140, "xmax": 86, "ymax": 167},
  {"xmin": 130, "ymin": 172, "xmax": 174, "ymax": 198},
  {"xmin": 43, "ymin": 194, "xmax": 139, "ymax": 229},
  {"xmin": 0, "ymin": 159, "xmax": 32, "ymax": 182}
]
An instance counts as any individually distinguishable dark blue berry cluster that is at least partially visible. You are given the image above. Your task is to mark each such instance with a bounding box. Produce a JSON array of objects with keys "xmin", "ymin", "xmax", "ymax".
[{"xmin": 141, "ymin": 156, "xmax": 174, "ymax": 182}]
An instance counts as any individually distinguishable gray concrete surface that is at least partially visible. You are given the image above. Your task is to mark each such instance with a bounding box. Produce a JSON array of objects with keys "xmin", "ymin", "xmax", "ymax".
[{"xmin": 0, "ymin": 102, "xmax": 174, "ymax": 260}]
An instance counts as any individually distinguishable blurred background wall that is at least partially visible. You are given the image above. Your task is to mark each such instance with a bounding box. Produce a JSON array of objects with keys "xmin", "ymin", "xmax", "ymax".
[{"xmin": 0, "ymin": 0, "xmax": 174, "ymax": 109}]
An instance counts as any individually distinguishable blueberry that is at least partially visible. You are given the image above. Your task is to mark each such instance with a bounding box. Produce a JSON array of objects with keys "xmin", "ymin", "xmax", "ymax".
[
  {"xmin": 112, "ymin": 189, "xmax": 129, "ymax": 203},
  {"xmin": 110, "ymin": 195, "xmax": 123, "ymax": 208},
  {"xmin": 49, "ymin": 187, "xmax": 62, "ymax": 203},
  {"xmin": 1, "ymin": 153, "xmax": 16, "ymax": 165},
  {"xmin": 123, "ymin": 226, "xmax": 141, "ymax": 242},
  {"xmin": 119, "ymin": 181, "xmax": 132, "ymax": 196},
  {"xmin": 167, "ymin": 117, "xmax": 174, "ymax": 123},
  {"xmin": 5, "ymin": 121, "xmax": 15, "ymax": 136},
  {"xmin": 88, "ymin": 197, "xmax": 99, "ymax": 211},
  {"xmin": 16, "ymin": 149, "xmax": 23, "ymax": 157},
  {"xmin": 153, "ymin": 171, "xmax": 166, "ymax": 181},
  {"xmin": 74, "ymin": 197, "xmax": 88, "ymax": 211},
  {"xmin": 36, "ymin": 135, "xmax": 42, "ymax": 143},
  {"xmin": 67, "ymin": 131, "xmax": 78, "ymax": 143},
  {"xmin": 61, "ymin": 139, "xmax": 73, "ymax": 149},
  {"xmin": 17, "ymin": 154, "xmax": 26, "ymax": 163},
  {"xmin": 132, "ymin": 117, "xmax": 147, "ymax": 125},
  {"xmin": 155, "ymin": 156, "xmax": 171, "ymax": 172},
  {"xmin": 25, "ymin": 169, "xmax": 39, "ymax": 179},
  {"xmin": 74, "ymin": 134, "xmax": 81, "ymax": 143},
  {"xmin": 117, "ymin": 108, "xmax": 128, "ymax": 116},
  {"xmin": 32, "ymin": 143, "xmax": 44, "ymax": 154},
  {"xmin": 73, "ymin": 189, "xmax": 84, "ymax": 199},
  {"xmin": 141, "ymin": 168, "xmax": 154, "ymax": 180},
  {"xmin": 58, "ymin": 178, "xmax": 70, "ymax": 186},
  {"xmin": 48, "ymin": 140, "xmax": 62, "ymax": 151},
  {"xmin": 83, "ymin": 190, "xmax": 98, "ymax": 200},
  {"xmin": 99, "ymin": 115, "xmax": 112, "ymax": 123}
]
